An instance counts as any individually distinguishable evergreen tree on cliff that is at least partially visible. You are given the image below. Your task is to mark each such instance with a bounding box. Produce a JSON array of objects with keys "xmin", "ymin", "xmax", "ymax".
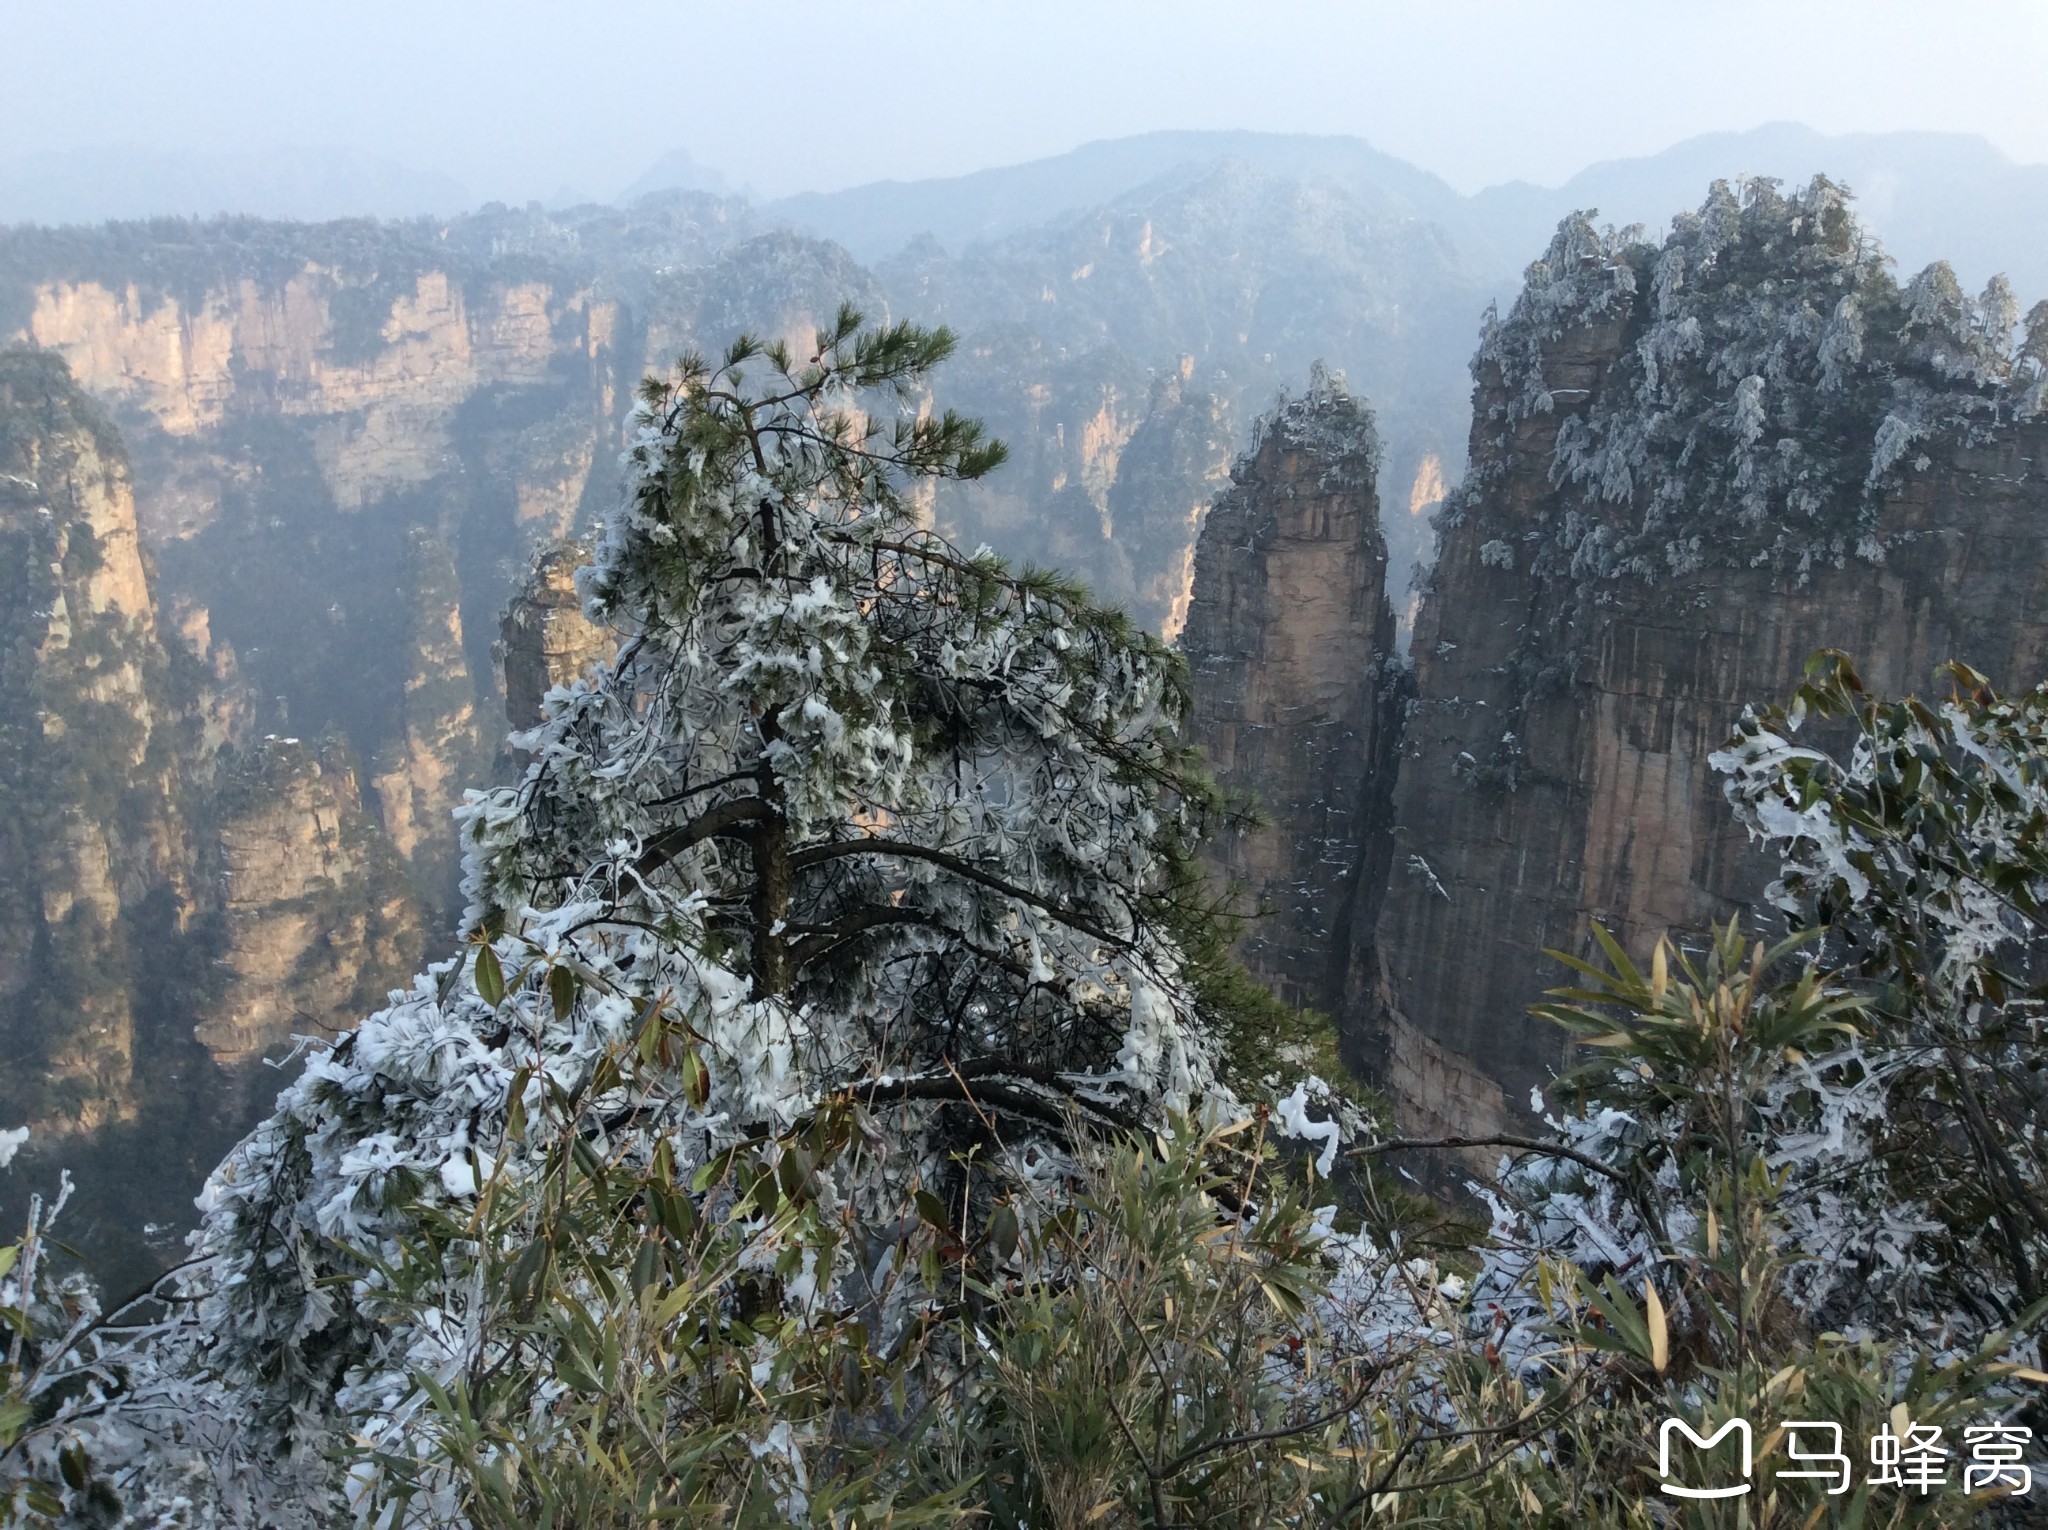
[{"xmin": 51, "ymin": 307, "xmax": 1241, "ymax": 1519}]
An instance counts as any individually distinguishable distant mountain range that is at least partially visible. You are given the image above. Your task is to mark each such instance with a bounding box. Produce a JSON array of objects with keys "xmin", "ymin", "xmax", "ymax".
[
  {"xmin": 1468, "ymin": 122, "xmax": 2048, "ymax": 302},
  {"xmin": 764, "ymin": 131, "xmax": 1476, "ymax": 260},
  {"xmin": 767, "ymin": 124, "xmax": 2048, "ymax": 303},
  {"xmin": 11, "ymin": 124, "xmax": 2044, "ymax": 305},
  {"xmin": 619, "ymin": 147, "xmax": 739, "ymax": 203},
  {"xmin": 0, "ymin": 145, "xmax": 471, "ymax": 226}
]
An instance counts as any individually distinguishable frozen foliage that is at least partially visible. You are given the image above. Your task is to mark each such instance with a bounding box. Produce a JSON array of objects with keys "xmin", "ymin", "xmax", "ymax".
[
  {"xmin": 1485, "ymin": 936, "xmax": 1942, "ymax": 1344},
  {"xmin": 1272, "ymin": 1080, "xmax": 1343, "ymax": 1175},
  {"xmin": 12, "ymin": 286, "xmax": 2043, "ymax": 1520},
  {"xmin": 14, "ymin": 309, "xmax": 1259, "ymax": 1523},
  {"xmin": 1439, "ymin": 911, "xmax": 2046, "ymax": 1525},
  {"xmin": 1459, "ymin": 177, "xmax": 2048, "ymax": 584},
  {"xmin": 1468, "ymin": 652, "xmax": 2048, "ymax": 1393},
  {"xmin": 1385, "ymin": 654, "xmax": 2048, "ymax": 1502},
  {"xmin": 1708, "ymin": 653, "xmax": 2048, "ymax": 1338},
  {"xmin": 1260, "ymin": 362, "xmax": 1381, "ymax": 493},
  {"xmin": 1473, "ymin": 208, "xmax": 1641, "ymax": 428}
]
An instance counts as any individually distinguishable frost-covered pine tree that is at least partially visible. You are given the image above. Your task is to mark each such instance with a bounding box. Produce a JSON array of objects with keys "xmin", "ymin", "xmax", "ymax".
[{"xmin": 35, "ymin": 308, "xmax": 1245, "ymax": 1523}]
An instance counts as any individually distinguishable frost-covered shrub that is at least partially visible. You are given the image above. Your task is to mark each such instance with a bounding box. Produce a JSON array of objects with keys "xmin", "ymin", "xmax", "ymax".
[
  {"xmin": 1710, "ymin": 652, "xmax": 2048, "ymax": 1338},
  {"xmin": 1507, "ymin": 921, "xmax": 1923, "ymax": 1335},
  {"xmin": 1262, "ymin": 361, "xmax": 1380, "ymax": 492},
  {"xmin": 1452, "ymin": 919, "xmax": 2044, "ymax": 1526},
  {"xmin": 15, "ymin": 293, "xmax": 2045, "ymax": 1525},
  {"xmin": 1463, "ymin": 653, "xmax": 2048, "ymax": 1359},
  {"xmin": 1475, "ymin": 209, "xmax": 1642, "ymax": 428}
]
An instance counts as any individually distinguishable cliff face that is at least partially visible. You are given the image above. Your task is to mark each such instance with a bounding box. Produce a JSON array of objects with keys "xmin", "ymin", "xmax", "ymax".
[
  {"xmin": 0, "ymin": 350, "xmax": 186, "ymax": 1129},
  {"xmin": 1109, "ymin": 363, "xmax": 1236, "ymax": 640},
  {"xmin": 1, "ymin": 174, "xmax": 1490, "ymax": 828},
  {"xmin": 1352, "ymin": 180, "xmax": 2048, "ymax": 1135},
  {"xmin": 0, "ymin": 350, "xmax": 425, "ymax": 1117},
  {"xmin": 365, "ymin": 528, "xmax": 483, "ymax": 908},
  {"xmin": 0, "ymin": 214, "xmax": 934, "ymax": 929},
  {"xmin": 1175, "ymin": 180, "xmax": 2048, "ymax": 1143},
  {"xmin": 881, "ymin": 161, "xmax": 1484, "ymax": 631},
  {"xmin": 1181, "ymin": 373, "xmax": 1403, "ymax": 1012},
  {"xmin": 1, "ymin": 223, "xmax": 635, "ymax": 929},
  {"xmin": 204, "ymin": 738, "xmax": 421, "ymax": 1067},
  {"xmin": 20, "ymin": 265, "xmax": 604, "ymax": 527},
  {"xmin": 500, "ymin": 540, "xmax": 610, "ymax": 733},
  {"xmin": 0, "ymin": 351, "xmax": 424, "ymax": 1289}
]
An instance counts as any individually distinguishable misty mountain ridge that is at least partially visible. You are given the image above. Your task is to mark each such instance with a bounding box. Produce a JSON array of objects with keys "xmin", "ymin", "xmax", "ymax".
[
  {"xmin": 617, "ymin": 146, "xmax": 742, "ymax": 204},
  {"xmin": 0, "ymin": 144, "xmax": 472, "ymax": 227},
  {"xmin": 783, "ymin": 123, "xmax": 2048, "ymax": 302},
  {"xmin": 761, "ymin": 129, "xmax": 1478, "ymax": 259},
  {"xmin": 1470, "ymin": 120, "xmax": 2048, "ymax": 301},
  {"xmin": 13, "ymin": 124, "xmax": 2048, "ymax": 305}
]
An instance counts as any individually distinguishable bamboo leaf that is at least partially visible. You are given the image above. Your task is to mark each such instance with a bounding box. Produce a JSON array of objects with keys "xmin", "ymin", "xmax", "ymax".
[{"xmin": 1645, "ymin": 1279, "xmax": 1668, "ymax": 1374}]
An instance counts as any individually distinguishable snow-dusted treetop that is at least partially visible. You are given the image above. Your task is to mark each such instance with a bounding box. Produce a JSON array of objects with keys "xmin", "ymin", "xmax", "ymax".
[
  {"xmin": 1459, "ymin": 176, "xmax": 2048, "ymax": 583},
  {"xmin": 1260, "ymin": 361, "xmax": 1381, "ymax": 493}
]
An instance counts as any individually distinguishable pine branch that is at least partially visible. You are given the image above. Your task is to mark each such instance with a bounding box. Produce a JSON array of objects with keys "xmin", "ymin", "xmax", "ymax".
[
  {"xmin": 787, "ymin": 837, "xmax": 1128, "ymax": 947},
  {"xmin": 630, "ymin": 797, "xmax": 774, "ymax": 879}
]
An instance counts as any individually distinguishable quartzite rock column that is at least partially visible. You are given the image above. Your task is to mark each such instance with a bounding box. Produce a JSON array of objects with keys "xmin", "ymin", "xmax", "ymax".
[{"xmin": 1181, "ymin": 371, "xmax": 1404, "ymax": 1016}]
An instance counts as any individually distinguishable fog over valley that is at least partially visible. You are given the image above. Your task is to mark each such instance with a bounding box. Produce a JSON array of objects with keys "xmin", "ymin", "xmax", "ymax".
[{"xmin": 6, "ymin": 7, "xmax": 2048, "ymax": 1524}]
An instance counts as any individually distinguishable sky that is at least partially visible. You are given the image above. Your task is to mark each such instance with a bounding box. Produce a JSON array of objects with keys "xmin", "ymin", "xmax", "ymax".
[{"xmin": 8, "ymin": 0, "xmax": 2048, "ymax": 202}]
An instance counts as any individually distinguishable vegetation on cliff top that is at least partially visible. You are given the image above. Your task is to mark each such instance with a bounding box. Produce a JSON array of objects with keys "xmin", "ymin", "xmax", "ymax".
[
  {"xmin": 1456, "ymin": 175, "xmax": 2048, "ymax": 584},
  {"xmin": 5, "ymin": 308, "xmax": 2048, "ymax": 1525}
]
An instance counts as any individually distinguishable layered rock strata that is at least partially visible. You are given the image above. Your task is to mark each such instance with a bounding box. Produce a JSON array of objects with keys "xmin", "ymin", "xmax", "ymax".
[
  {"xmin": 366, "ymin": 529, "xmax": 483, "ymax": 912},
  {"xmin": 1354, "ymin": 180, "xmax": 2048, "ymax": 1133},
  {"xmin": 0, "ymin": 350, "xmax": 421, "ymax": 1135},
  {"xmin": 2, "ymin": 177, "xmax": 1487, "ymax": 866},
  {"xmin": 18, "ymin": 266, "xmax": 614, "ymax": 528},
  {"xmin": 1, "ymin": 222, "xmax": 634, "ymax": 920},
  {"xmin": 1180, "ymin": 180, "xmax": 2048, "ymax": 1143},
  {"xmin": 204, "ymin": 738, "xmax": 420, "ymax": 1067},
  {"xmin": 1110, "ymin": 362, "xmax": 1236, "ymax": 640},
  {"xmin": 500, "ymin": 540, "xmax": 611, "ymax": 732},
  {"xmin": 0, "ymin": 349, "xmax": 186, "ymax": 1128},
  {"xmin": 1182, "ymin": 372, "xmax": 1404, "ymax": 1013}
]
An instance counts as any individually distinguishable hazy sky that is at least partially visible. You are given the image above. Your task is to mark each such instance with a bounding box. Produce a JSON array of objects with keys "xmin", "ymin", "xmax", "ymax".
[{"xmin": 10, "ymin": 0, "xmax": 2048, "ymax": 202}]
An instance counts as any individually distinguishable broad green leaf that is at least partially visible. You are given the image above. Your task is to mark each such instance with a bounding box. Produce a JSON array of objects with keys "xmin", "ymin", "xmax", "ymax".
[{"xmin": 474, "ymin": 944, "xmax": 505, "ymax": 1007}]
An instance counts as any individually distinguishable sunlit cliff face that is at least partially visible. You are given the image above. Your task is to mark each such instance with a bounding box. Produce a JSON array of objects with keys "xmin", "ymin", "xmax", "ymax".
[{"xmin": 1407, "ymin": 452, "xmax": 1445, "ymax": 518}]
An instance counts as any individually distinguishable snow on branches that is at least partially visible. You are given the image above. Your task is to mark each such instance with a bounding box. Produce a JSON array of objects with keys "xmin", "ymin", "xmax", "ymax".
[
  {"xmin": 32, "ymin": 307, "xmax": 1261, "ymax": 1522},
  {"xmin": 1707, "ymin": 652, "xmax": 2048, "ymax": 1337},
  {"xmin": 1464, "ymin": 177, "xmax": 2048, "ymax": 584}
]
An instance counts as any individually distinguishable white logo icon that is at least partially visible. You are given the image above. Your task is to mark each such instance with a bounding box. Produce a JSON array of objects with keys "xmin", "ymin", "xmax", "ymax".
[{"xmin": 1659, "ymin": 1418, "xmax": 1753, "ymax": 1499}]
